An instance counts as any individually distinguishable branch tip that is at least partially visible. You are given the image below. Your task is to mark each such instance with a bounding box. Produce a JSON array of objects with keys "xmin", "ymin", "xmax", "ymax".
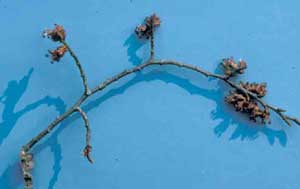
[{"xmin": 76, "ymin": 107, "xmax": 93, "ymax": 164}]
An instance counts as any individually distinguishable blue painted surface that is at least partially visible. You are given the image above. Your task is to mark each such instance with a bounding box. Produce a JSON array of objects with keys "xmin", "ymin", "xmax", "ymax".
[{"xmin": 1, "ymin": 0, "xmax": 300, "ymax": 188}]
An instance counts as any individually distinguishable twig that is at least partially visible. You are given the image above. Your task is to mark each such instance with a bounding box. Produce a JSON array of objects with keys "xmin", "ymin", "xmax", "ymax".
[
  {"xmin": 150, "ymin": 23, "xmax": 155, "ymax": 60},
  {"xmin": 76, "ymin": 107, "xmax": 93, "ymax": 163},
  {"xmin": 61, "ymin": 40, "xmax": 91, "ymax": 95}
]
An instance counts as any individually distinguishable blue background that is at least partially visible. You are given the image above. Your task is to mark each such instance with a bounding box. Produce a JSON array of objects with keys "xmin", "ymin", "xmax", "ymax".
[{"xmin": 1, "ymin": 0, "xmax": 300, "ymax": 188}]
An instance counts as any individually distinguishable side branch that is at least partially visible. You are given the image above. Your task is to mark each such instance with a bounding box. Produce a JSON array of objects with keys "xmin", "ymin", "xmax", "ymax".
[
  {"xmin": 89, "ymin": 59, "xmax": 300, "ymax": 127},
  {"xmin": 43, "ymin": 25, "xmax": 90, "ymax": 95},
  {"xmin": 61, "ymin": 41, "xmax": 91, "ymax": 95},
  {"xmin": 76, "ymin": 107, "xmax": 93, "ymax": 163},
  {"xmin": 150, "ymin": 24, "xmax": 155, "ymax": 60},
  {"xmin": 154, "ymin": 60, "xmax": 300, "ymax": 126}
]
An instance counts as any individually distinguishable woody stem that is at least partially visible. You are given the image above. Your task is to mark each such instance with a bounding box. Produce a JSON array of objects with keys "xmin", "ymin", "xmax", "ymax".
[
  {"xmin": 61, "ymin": 40, "xmax": 91, "ymax": 95},
  {"xmin": 150, "ymin": 24, "xmax": 155, "ymax": 60}
]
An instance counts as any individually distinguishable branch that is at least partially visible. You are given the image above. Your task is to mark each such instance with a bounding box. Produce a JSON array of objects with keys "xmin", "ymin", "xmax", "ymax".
[
  {"xmin": 20, "ymin": 58, "xmax": 299, "ymax": 189},
  {"xmin": 23, "ymin": 59, "xmax": 298, "ymax": 153},
  {"xmin": 76, "ymin": 107, "xmax": 93, "ymax": 163},
  {"xmin": 90, "ymin": 59, "xmax": 299, "ymax": 127},
  {"xmin": 61, "ymin": 40, "xmax": 91, "ymax": 95},
  {"xmin": 153, "ymin": 60, "xmax": 300, "ymax": 126},
  {"xmin": 22, "ymin": 16, "xmax": 299, "ymax": 189}
]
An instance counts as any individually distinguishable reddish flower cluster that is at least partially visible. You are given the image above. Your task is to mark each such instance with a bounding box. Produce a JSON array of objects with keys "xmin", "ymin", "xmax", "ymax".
[
  {"xmin": 43, "ymin": 24, "xmax": 66, "ymax": 42},
  {"xmin": 135, "ymin": 14, "xmax": 161, "ymax": 39},
  {"xmin": 221, "ymin": 57, "xmax": 247, "ymax": 77},
  {"xmin": 225, "ymin": 90, "xmax": 270, "ymax": 123},
  {"xmin": 43, "ymin": 24, "xmax": 68, "ymax": 63},
  {"xmin": 48, "ymin": 45, "xmax": 68, "ymax": 63},
  {"xmin": 240, "ymin": 82, "xmax": 267, "ymax": 98}
]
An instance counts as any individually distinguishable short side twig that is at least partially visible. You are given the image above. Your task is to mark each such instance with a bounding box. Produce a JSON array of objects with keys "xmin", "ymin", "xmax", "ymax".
[
  {"xmin": 61, "ymin": 40, "xmax": 91, "ymax": 95},
  {"xmin": 150, "ymin": 23, "xmax": 155, "ymax": 60},
  {"xmin": 76, "ymin": 107, "xmax": 93, "ymax": 163}
]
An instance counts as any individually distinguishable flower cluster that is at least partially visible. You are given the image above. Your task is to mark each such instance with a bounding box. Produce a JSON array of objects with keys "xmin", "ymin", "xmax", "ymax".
[
  {"xmin": 240, "ymin": 82, "xmax": 267, "ymax": 98},
  {"xmin": 43, "ymin": 24, "xmax": 68, "ymax": 63},
  {"xmin": 43, "ymin": 24, "xmax": 66, "ymax": 42},
  {"xmin": 225, "ymin": 88, "xmax": 270, "ymax": 123},
  {"xmin": 135, "ymin": 14, "xmax": 161, "ymax": 39},
  {"xmin": 221, "ymin": 57, "xmax": 247, "ymax": 77},
  {"xmin": 48, "ymin": 45, "xmax": 68, "ymax": 63}
]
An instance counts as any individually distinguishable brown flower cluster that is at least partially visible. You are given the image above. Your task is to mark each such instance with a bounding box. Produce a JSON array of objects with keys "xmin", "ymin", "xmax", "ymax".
[
  {"xmin": 43, "ymin": 24, "xmax": 66, "ymax": 42},
  {"xmin": 43, "ymin": 24, "xmax": 68, "ymax": 63},
  {"xmin": 135, "ymin": 14, "xmax": 161, "ymax": 39},
  {"xmin": 48, "ymin": 45, "xmax": 68, "ymax": 63},
  {"xmin": 221, "ymin": 57, "xmax": 247, "ymax": 77},
  {"xmin": 225, "ymin": 83, "xmax": 270, "ymax": 123},
  {"xmin": 240, "ymin": 82, "xmax": 267, "ymax": 98}
]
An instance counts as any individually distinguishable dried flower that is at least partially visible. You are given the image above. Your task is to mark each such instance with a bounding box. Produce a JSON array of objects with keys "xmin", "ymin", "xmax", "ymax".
[
  {"xmin": 240, "ymin": 82, "xmax": 267, "ymax": 98},
  {"xmin": 221, "ymin": 57, "xmax": 247, "ymax": 77},
  {"xmin": 225, "ymin": 91, "xmax": 270, "ymax": 123},
  {"xmin": 147, "ymin": 14, "xmax": 161, "ymax": 27},
  {"xmin": 43, "ymin": 24, "xmax": 66, "ymax": 42},
  {"xmin": 83, "ymin": 145, "xmax": 93, "ymax": 163},
  {"xmin": 48, "ymin": 45, "xmax": 68, "ymax": 63},
  {"xmin": 135, "ymin": 14, "xmax": 161, "ymax": 39}
]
